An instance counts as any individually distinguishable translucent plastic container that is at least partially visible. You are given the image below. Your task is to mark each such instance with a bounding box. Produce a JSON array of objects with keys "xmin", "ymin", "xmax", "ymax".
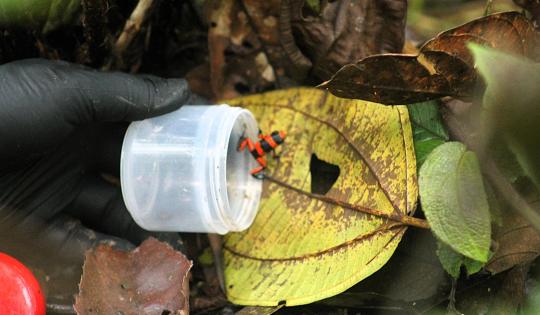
[{"xmin": 120, "ymin": 105, "xmax": 262, "ymax": 234}]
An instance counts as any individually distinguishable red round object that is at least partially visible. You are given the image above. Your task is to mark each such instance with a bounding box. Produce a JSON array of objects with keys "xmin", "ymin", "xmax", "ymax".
[{"xmin": 0, "ymin": 252, "xmax": 45, "ymax": 315}]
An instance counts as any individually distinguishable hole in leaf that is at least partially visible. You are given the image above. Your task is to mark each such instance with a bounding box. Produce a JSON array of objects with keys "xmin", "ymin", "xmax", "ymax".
[
  {"xmin": 310, "ymin": 153, "xmax": 340, "ymax": 195},
  {"xmin": 242, "ymin": 40, "xmax": 254, "ymax": 49},
  {"xmin": 161, "ymin": 311, "xmax": 171, "ymax": 315},
  {"xmin": 234, "ymin": 82, "xmax": 250, "ymax": 94},
  {"xmin": 278, "ymin": 300, "xmax": 286, "ymax": 306},
  {"xmin": 224, "ymin": 49, "xmax": 235, "ymax": 58}
]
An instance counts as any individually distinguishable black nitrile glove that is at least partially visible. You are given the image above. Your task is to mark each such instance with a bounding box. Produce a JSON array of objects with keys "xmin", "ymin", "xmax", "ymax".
[{"xmin": 0, "ymin": 59, "xmax": 195, "ymax": 307}]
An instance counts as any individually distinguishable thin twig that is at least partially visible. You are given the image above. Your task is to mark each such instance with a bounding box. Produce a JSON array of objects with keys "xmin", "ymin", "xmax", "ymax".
[
  {"xmin": 263, "ymin": 174, "xmax": 430, "ymax": 229},
  {"xmin": 484, "ymin": 0, "xmax": 493, "ymax": 16},
  {"xmin": 47, "ymin": 303, "xmax": 75, "ymax": 314},
  {"xmin": 237, "ymin": 0, "xmax": 284, "ymax": 88},
  {"xmin": 447, "ymin": 278, "xmax": 460, "ymax": 314},
  {"xmin": 235, "ymin": 305, "xmax": 284, "ymax": 315},
  {"xmin": 484, "ymin": 160, "xmax": 540, "ymax": 230},
  {"xmin": 105, "ymin": 0, "xmax": 156, "ymax": 70},
  {"xmin": 207, "ymin": 233, "xmax": 225, "ymax": 292}
]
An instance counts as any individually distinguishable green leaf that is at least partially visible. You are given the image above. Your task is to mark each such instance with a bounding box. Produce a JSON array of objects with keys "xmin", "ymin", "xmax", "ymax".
[
  {"xmin": 0, "ymin": 0, "xmax": 80, "ymax": 33},
  {"xmin": 470, "ymin": 44, "xmax": 540, "ymax": 191},
  {"xmin": 407, "ymin": 101, "xmax": 449, "ymax": 167},
  {"xmin": 463, "ymin": 254, "xmax": 484, "ymax": 275},
  {"xmin": 436, "ymin": 241, "xmax": 484, "ymax": 278},
  {"xmin": 198, "ymin": 247, "xmax": 214, "ymax": 267},
  {"xmin": 304, "ymin": 0, "xmax": 321, "ymax": 14},
  {"xmin": 419, "ymin": 142, "xmax": 491, "ymax": 262},
  {"xmin": 436, "ymin": 241, "xmax": 462, "ymax": 278}
]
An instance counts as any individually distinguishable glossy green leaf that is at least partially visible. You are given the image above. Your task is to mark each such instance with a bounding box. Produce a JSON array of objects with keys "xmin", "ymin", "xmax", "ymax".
[
  {"xmin": 0, "ymin": 0, "xmax": 80, "ymax": 33},
  {"xmin": 419, "ymin": 142, "xmax": 491, "ymax": 262},
  {"xmin": 407, "ymin": 101, "xmax": 449, "ymax": 167}
]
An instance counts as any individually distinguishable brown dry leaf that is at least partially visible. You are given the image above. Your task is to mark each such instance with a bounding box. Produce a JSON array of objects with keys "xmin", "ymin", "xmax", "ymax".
[
  {"xmin": 321, "ymin": 11, "xmax": 540, "ymax": 104},
  {"xmin": 74, "ymin": 238, "xmax": 192, "ymax": 315},
  {"xmin": 243, "ymin": 0, "xmax": 407, "ymax": 82},
  {"xmin": 203, "ymin": 0, "xmax": 276, "ymax": 100},
  {"xmin": 487, "ymin": 210, "xmax": 540, "ymax": 274},
  {"xmin": 514, "ymin": 0, "xmax": 540, "ymax": 28},
  {"xmin": 284, "ymin": 0, "xmax": 407, "ymax": 81},
  {"xmin": 193, "ymin": 0, "xmax": 407, "ymax": 100}
]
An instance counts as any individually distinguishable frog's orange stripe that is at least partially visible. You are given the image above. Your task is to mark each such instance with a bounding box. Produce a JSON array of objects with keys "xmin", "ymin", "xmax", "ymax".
[
  {"xmin": 256, "ymin": 156, "xmax": 267, "ymax": 166},
  {"xmin": 254, "ymin": 143, "xmax": 264, "ymax": 156},
  {"xmin": 265, "ymin": 136, "xmax": 278, "ymax": 149}
]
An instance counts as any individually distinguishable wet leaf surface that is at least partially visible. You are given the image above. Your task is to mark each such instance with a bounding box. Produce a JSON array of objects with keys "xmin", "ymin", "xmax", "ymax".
[
  {"xmin": 74, "ymin": 238, "xmax": 192, "ymax": 315},
  {"xmin": 419, "ymin": 142, "xmax": 491, "ymax": 262},
  {"xmin": 224, "ymin": 88, "xmax": 417, "ymax": 306},
  {"xmin": 321, "ymin": 11, "xmax": 540, "ymax": 104},
  {"xmin": 407, "ymin": 101, "xmax": 449, "ymax": 167}
]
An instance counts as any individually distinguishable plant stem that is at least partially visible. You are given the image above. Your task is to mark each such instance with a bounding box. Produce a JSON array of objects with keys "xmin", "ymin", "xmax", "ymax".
[
  {"xmin": 105, "ymin": 0, "xmax": 156, "ymax": 71},
  {"xmin": 263, "ymin": 174, "xmax": 430, "ymax": 229},
  {"xmin": 484, "ymin": 0, "xmax": 493, "ymax": 16},
  {"xmin": 47, "ymin": 303, "xmax": 75, "ymax": 314}
]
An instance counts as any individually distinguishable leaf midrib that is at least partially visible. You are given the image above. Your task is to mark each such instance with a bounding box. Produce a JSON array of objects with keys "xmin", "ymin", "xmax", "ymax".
[
  {"xmin": 224, "ymin": 224, "xmax": 405, "ymax": 261},
  {"xmin": 245, "ymin": 98, "xmax": 406, "ymax": 215}
]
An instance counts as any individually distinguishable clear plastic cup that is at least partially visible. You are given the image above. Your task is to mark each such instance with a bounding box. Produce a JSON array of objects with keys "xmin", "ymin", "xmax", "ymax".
[{"xmin": 120, "ymin": 105, "xmax": 262, "ymax": 234}]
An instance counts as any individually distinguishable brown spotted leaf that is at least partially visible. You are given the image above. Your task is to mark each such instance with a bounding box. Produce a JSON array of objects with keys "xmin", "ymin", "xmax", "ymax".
[
  {"xmin": 74, "ymin": 238, "xmax": 192, "ymax": 315},
  {"xmin": 321, "ymin": 11, "xmax": 540, "ymax": 104},
  {"xmin": 224, "ymin": 88, "xmax": 417, "ymax": 306}
]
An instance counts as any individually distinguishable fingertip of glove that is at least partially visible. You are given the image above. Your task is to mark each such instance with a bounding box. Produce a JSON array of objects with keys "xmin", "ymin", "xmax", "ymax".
[{"xmin": 144, "ymin": 78, "xmax": 193, "ymax": 117}]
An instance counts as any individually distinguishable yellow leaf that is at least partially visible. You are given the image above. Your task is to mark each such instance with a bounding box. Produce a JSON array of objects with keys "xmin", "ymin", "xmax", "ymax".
[{"xmin": 224, "ymin": 88, "xmax": 418, "ymax": 306}]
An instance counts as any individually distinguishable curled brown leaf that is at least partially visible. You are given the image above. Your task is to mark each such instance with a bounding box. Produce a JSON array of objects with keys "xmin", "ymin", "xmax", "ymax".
[
  {"xmin": 487, "ymin": 211, "xmax": 540, "ymax": 274},
  {"xmin": 321, "ymin": 11, "xmax": 540, "ymax": 104}
]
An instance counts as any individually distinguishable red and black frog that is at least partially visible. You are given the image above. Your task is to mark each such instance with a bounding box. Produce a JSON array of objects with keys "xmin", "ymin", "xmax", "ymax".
[{"xmin": 238, "ymin": 130, "xmax": 287, "ymax": 178}]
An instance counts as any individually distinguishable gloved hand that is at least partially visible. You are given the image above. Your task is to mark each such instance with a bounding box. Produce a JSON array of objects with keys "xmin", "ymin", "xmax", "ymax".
[{"xmin": 0, "ymin": 59, "xmax": 196, "ymax": 307}]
